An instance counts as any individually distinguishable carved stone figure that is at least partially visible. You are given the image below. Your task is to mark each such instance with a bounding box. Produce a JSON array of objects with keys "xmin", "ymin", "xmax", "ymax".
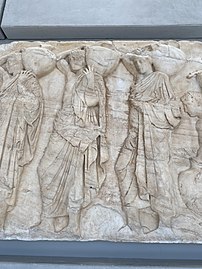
[
  {"xmin": 115, "ymin": 53, "xmax": 181, "ymax": 233},
  {"xmin": 38, "ymin": 47, "xmax": 110, "ymax": 233},
  {"xmin": 0, "ymin": 41, "xmax": 201, "ymax": 242},
  {"xmin": 179, "ymin": 71, "xmax": 202, "ymax": 215},
  {"xmin": 0, "ymin": 53, "xmax": 43, "ymax": 230}
]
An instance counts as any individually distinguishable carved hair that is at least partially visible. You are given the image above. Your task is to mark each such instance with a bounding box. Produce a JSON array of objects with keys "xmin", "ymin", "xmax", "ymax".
[
  {"xmin": 68, "ymin": 48, "xmax": 86, "ymax": 60},
  {"xmin": 130, "ymin": 54, "xmax": 152, "ymax": 64},
  {"xmin": 6, "ymin": 53, "xmax": 22, "ymax": 63}
]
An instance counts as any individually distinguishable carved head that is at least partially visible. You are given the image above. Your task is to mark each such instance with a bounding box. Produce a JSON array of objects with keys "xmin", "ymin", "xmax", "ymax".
[
  {"xmin": 68, "ymin": 48, "xmax": 86, "ymax": 72},
  {"xmin": 181, "ymin": 92, "xmax": 202, "ymax": 118},
  {"xmin": 187, "ymin": 70, "xmax": 202, "ymax": 90},
  {"xmin": 5, "ymin": 53, "xmax": 23, "ymax": 76},
  {"xmin": 131, "ymin": 55, "xmax": 153, "ymax": 75}
]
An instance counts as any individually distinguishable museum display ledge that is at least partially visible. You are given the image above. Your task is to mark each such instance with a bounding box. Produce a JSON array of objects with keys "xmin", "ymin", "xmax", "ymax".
[{"xmin": 0, "ymin": 0, "xmax": 202, "ymax": 39}]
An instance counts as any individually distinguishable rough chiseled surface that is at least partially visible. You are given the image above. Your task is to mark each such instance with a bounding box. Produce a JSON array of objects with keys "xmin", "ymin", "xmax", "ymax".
[{"xmin": 0, "ymin": 40, "xmax": 201, "ymax": 242}]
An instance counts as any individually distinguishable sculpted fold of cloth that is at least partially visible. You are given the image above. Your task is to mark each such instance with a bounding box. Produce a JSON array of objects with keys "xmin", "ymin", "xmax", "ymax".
[
  {"xmin": 0, "ymin": 54, "xmax": 43, "ymax": 229},
  {"xmin": 38, "ymin": 49, "xmax": 109, "ymax": 233},
  {"xmin": 115, "ymin": 54, "xmax": 181, "ymax": 233},
  {"xmin": 179, "ymin": 71, "xmax": 202, "ymax": 216}
]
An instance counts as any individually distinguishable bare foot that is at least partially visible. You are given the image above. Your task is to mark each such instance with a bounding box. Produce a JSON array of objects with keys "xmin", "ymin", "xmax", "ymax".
[{"xmin": 53, "ymin": 216, "xmax": 69, "ymax": 232}]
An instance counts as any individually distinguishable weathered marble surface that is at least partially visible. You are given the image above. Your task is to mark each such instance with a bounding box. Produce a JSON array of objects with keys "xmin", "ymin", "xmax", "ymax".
[{"xmin": 0, "ymin": 40, "xmax": 202, "ymax": 242}]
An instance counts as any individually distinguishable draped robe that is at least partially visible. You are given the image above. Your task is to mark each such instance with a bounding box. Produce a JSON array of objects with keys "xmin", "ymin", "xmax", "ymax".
[
  {"xmin": 0, "ymin": 73, "xmax": 43, "ymax": 214},
  {"xmin": 117, "ymin": 71, "xmax": 180, "ymax": 222},
  {"xmin": 39, "ymin": 72, "xmax": 108, "ymax": 219}
]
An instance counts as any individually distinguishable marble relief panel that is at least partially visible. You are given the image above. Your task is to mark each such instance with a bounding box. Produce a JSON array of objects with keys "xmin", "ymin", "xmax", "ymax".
[{"xmin": 0, "ymin": 40, "xmax": 201, "ymax": 242}]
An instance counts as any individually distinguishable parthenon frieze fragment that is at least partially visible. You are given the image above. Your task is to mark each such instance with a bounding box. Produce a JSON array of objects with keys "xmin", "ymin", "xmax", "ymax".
[{"xmin": 0, "ymin": 40, "xmax": 201, "ymax": 242}]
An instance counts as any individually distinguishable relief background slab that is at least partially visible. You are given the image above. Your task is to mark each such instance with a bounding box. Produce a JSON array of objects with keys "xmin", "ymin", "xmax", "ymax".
[{"xmin": 0, "ymin": 40, "xmax": 201, "ymax": 242}]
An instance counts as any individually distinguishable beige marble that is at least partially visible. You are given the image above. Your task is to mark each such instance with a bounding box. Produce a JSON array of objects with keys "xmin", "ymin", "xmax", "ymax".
[{"xmin": 0, "ymin": 40, "xmax": 201, "ymax": 242}]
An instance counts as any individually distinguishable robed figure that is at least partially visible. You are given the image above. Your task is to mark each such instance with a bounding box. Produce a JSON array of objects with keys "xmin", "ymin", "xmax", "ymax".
[
  {"xmin": 38, "ymin": 49, "xmax": 109, "ymax": 233},
  {"xmin": 0, "ymin": 58, "xmax": 43, "ymax": 229},
  {"xmin": 115, "ymin": 54, "xmax": 181, "ymax": 233}
]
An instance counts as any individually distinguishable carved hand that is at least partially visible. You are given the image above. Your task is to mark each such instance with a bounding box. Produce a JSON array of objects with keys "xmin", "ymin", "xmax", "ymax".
[
  {"xmin": 18, "ymin": 70, "xmax": 35, "ymax": 84},
  {"xmin": 186, "ymin": 70, "xmax": 202, "ymax": 79},
  {"xmin": 83, "ymin": 66, "xmax": 95, "ymax": 87}
]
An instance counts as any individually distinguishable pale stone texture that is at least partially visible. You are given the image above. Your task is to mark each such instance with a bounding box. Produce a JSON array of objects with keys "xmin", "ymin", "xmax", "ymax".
[
  {"xmin": 0, "ymin": 40, "xmax": 201, "ymax": 242},
  {"xmin": 2, "ymin": 0, "xmax": 202, "ymax": 39}
]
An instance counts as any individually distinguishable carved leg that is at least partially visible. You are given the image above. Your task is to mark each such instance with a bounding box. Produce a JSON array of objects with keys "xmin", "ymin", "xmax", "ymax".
[
  {"xmin": 115, "ymin": 146, "xmax": 138, "ymax": 206},
  {"xmin": 139, "ymin": 206, "xmax": 159, "ymax": 234},
  {"xmin": 0, "ymin": 200, "xmax": 8, "ymax": 230},
  {"xmin": 67, "ymin": 210, "xmax": 80, "ymax": 235},
  {"xmin": 53, "ymin": 216, "xmax": 69, "ymax": 233},
  {"xmin": 150, "ymin": 161, "xmax": 176, "ymax": 227},
  {"xmin": 115, "ymin": 143, "xmax": 140, "ymax": 229}
]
